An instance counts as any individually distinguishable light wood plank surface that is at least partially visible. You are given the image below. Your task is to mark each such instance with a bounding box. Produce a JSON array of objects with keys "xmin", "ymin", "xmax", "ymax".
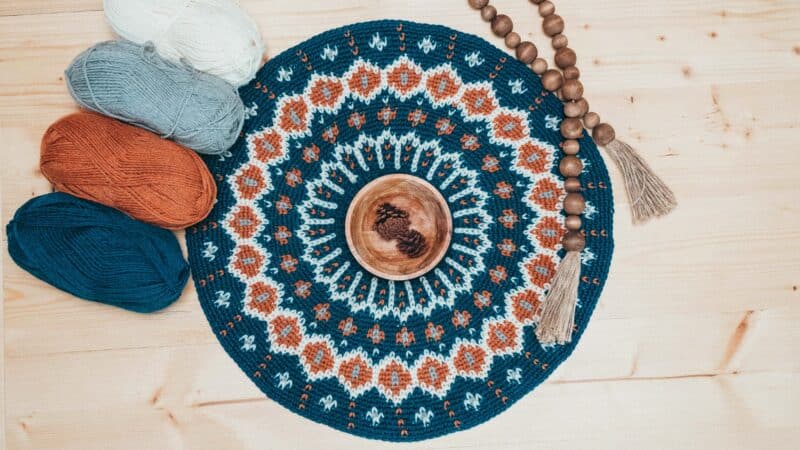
[{"xmin": 2, "ymin": 0, "xmax": 799, "ymax": 449}]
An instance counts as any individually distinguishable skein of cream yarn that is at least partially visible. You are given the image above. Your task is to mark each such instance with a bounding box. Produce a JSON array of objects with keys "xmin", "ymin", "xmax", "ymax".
[{"xmin": 103, "ymin": 0, "xmax": 264, "ymax": 86}]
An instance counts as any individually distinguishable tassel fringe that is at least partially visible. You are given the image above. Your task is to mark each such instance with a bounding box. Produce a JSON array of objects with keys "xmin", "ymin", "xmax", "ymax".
[
  {"xmin": 605, "ymin": 139, "xmax": 677, "ymax": 224},
  {"xmin": 536, "ymin": 251, "xmax": 581, "ymax": 345}
]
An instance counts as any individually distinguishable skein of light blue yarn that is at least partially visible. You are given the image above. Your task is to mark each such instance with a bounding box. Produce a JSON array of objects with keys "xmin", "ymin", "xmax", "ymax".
[
  {"xmin": 6, "ymin": 193, "xmax": 190, "ymax": 313},
  {"xmin": 65, "ymin": 40, "xmax": 245, "ymax": 155}
]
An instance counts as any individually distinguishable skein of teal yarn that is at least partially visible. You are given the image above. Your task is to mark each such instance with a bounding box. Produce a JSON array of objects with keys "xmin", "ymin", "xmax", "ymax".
[
  {"xmin": 65, "ymin": 40, "xmax": 245, "ymax": 155},
  {"xmin": 6, "ymin": 193, "xmax": 190, "ymax": 313}
]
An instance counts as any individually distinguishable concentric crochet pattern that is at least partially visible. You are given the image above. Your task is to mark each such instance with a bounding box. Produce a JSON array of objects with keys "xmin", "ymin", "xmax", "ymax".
[{"xmin": 186, "ymin": 20, "xmax": 614, "ymax": 441}]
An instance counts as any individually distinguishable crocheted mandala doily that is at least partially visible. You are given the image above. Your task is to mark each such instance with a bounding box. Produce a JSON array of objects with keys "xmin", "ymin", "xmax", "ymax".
[{"xmin": 186, "ymin": 20, "xmax": 614, "ymax": 441}]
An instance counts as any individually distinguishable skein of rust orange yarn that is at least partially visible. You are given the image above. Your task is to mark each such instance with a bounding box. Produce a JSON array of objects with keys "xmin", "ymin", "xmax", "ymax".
[{"xmin": 40, "ymin": 112, "xmax": 216, "ymax": 230}]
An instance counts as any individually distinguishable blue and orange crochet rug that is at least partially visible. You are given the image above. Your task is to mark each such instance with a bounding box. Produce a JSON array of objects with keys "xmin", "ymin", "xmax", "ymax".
[{"xmin": 186, "ymin": 20, "xmax": 614, "ymax": 441}]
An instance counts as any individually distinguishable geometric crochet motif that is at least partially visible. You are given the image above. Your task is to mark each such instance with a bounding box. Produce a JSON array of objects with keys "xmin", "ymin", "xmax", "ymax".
[{"xmin": 186, "ymin": 20, "xmax": 614, "ymax": 441}]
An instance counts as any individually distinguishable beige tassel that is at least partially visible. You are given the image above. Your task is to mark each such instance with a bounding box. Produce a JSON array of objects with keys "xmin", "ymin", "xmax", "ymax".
[
  {"xmin": 536, "ymin": 251, "xmax": 581, "ymax": 345},
  {"xmin": 604, "ymin": 138, "xmax": 677, "ymax": 224}
]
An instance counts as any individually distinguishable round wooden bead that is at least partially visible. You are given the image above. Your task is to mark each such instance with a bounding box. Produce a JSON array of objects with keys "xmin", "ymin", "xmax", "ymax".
[
  {"xmin": 532, "ymin": 58, "xmax": 548, "ymax": 74},
  {"xmin": 562, "ymin": 231, "xmax": 586, "ymax": 252},
  {"xmin": 565, "ymin": 215, "xmax": 582, "ymax": 231},
  {"xmin": 563, "ymin": 98, "xmax": 588, "ymax": 118},
  {"xmin": 592, "ymin": 123, "xmax": 616, "ymax": 146},
  {"xmin": 505, "ymin": 31, "xmax": 521, "ymax": 48},
  {"xmin": 554, "ymin": 47, "xmax": 577, "ymax": 69},
  {"xmin": 552, "ymin": 34, "xmax": 568, "ymax": 49},
  {"xmin": 583, "ymin": 112, "xmax": 600, "ymax": 129},
  {"xmin": 576, "ymin": 98, "xmax": 589, "ymax": 116},
  {"xmin": 542, "ymin": 14, "xmax": 564, "ymax": 36},
  {"xmin": 481, "ymin": 5, "xmax": 497, "ymax": 21},
  {"xmin": 538, "ymin": 1, "xmax": 555, "ymax": 17},
  {"xmin": 559, "ymin": 155, "xmax": 583, "ymax": 177},
  {"xmin": 541, "ymin": 69, "xmax": 563, "ymax": 92},
  {"xmin": 560, "ymin": 117, "xmax": 584, "ymax": 139},
  {"xmin": 563, "ymin": 193, "xmax": 586, "ymax": 215},
  {"xmin": 491, "ymin": 14, "xmax": 513, "ymax": 37},
  {"xmin": 563, "ymin": 66, "xmax": 580, "ymax": 80},
  {"xmin": 469, "ymin": 0, "xmax": 489, "ymax": 9},
  {"xmin": 561, "ymin": 79, "xmax": 584, "ymax": 101},
  {"xmin": 562, "ymin": 139, "xmax": 580, "ymax": 155},
  {"xmin": 564, "ymin": 177, "xmax": 582, "ymax": 193},
  {"xmin": 515, "ymin": 41, "xmax": 538, "ymax": 64}
]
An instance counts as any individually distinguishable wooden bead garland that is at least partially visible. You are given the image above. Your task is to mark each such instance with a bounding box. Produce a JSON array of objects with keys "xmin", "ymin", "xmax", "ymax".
[
  {"xmin": 551, "ymin": 34, "xmax": 568, "ymax": 49},
  {"xmin": 541, "ymin": 69, "xmax": 563, "ymax": 91},
  {"xmin": 480, "ymin": 5, "xmax": 497, "ymax": 21},
  {"xmin": 470, "ymin": 0, "xmax": 596, "ymax": 256},
  {"xmin": 532, "ymin": 58, "xmax": 548, "ymax": 74},
  {"xmin": 468, "ymin": 0, "xmax": 489, "ymax": 9},
  {"xmin": 542, "ymin": 15, "xmax": 564, "ymax": 35},
  {"xmin": 583, "ymin": 112, "xmax": 600, "ymax": 129},
  {"xmin": 560, "ymin": 118, "xmax": 583, "ymax": 139},
  {"xmin": 554, "ymin": 47, "xmax": 576, "ymax": 68},
  {"xmin": 491, "ymin": 14, "xmax": 513, "ymax": 37},
  {"xmin": 565, "ymin": 214, "xmax": 582, "ymax": 231},
  {"xmin": 563, "ymin": 66, "xmax": 580, "ymax": 80},
  {"xmin": 505, "ymin": 31, "xmax": 521, "ymax": 48},
  {"xmin": 539, "ymin": 1, "xmax": 556, "ymax": 17},
  {"xmin": 470, "ymin": 0, "xmax": 677, "ymax": 344},
  {"xmin": 559, "ymin": 155, "xmax": 583, "ymax": 177},
  {"xmin": 592, "ymin": 122, "xmax": 615, "ymax": 146},
  {"xmin": 563, "ymin": 98, "xmax": 588, "ymax": 118},
  {"xmin": 562, "ymin": 231, "xmax": 586, "ymax": 252},
  {"xmin": 563, "ymin": 193, "xmax": 586, "ymax": 215},
  {"xmin": 515, "ymin": 41, "xmax": 538, "ymax": 64},
  {"xmin": 564, "ymin": 177, "xmax": 582, "ymax": 193},
  {"xmin": 562, "ymin": 139, "xmax": 580, "ymax": 155},
  {"xmin": 561, "ymin": 79, "xmax": 583, "ymax": 100}
]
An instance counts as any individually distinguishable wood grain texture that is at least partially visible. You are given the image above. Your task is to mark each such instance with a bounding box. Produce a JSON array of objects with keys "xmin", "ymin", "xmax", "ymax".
[
  {"xmin": 346, "ymin": 174, "xmax": 452, "ymax": 280},
  {"xmin": 2, "ymin": 0, "xmax": 799, "ymax": 449}
]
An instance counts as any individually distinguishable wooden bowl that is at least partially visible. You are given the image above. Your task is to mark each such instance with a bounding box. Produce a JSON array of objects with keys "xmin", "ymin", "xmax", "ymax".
[{"xmin": 345, "ymin": 174, "xmax": 452, "ymax": 281}]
